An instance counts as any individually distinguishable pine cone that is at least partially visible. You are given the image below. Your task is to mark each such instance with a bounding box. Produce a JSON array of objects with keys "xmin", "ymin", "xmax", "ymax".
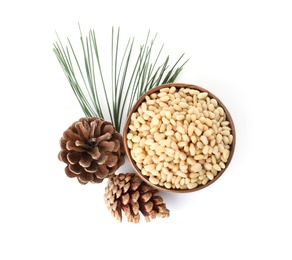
[
  {"xmin": 58, "ymin": 117, "xmax": 125, "ymax": 184},
  {"xmin": 104, "ymin": 173, "xmax": 170, "ymax": 223}
]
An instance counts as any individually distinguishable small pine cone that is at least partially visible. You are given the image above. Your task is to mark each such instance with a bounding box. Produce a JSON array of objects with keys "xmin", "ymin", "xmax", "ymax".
[
  {"xmin": 58, "ymin": 117, "xmax": 125, "ymax": 184},
  {"xmin": 104, "ymin": 173, "xmax": 170, "ymax": 223}
]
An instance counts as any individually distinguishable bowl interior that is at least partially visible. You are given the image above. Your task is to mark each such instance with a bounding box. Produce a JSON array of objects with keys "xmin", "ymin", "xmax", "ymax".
[{"xmin": 123, "ymin": 83, "xmax": 236, "ymax": 193}]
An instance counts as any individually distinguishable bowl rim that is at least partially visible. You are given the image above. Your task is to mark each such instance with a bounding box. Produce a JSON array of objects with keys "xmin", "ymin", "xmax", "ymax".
[{"xmin": 123, "ymin": 83, "xmax": 236, "ymax": 193}]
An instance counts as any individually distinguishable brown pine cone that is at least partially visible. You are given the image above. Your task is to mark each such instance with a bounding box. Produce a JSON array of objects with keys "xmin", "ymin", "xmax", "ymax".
[
  {"xmin": 104, "ymin": 173, "xmax": 170, "ymax": 223},
  {"xmin": 58, "ymin": 117, "xmax": 125, "ymax": 184}
]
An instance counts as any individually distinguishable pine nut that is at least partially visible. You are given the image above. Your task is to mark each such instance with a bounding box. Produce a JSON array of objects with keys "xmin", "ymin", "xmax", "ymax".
[
  {"xmin": 202, "ymin": 177, "xmax": 209, "ymax": 185},
  {"xmin": 165, "ymin": 130, "xmax": 175, "ymax": 136},
  {"xmin": 193, "ymin": 162, "xmax": 202, "ymax": 172},
  {"xmin": 194, "ymin": 127, "xmax": 202, "ymax": 136},
  {"xmin": 164, "ymin": 182, "xmax": 172, "ymax": 189},
  {"xmin": 213, "ymin": 164, "xmax": 221, "ymax": 171},
  {"xmin": 198, "ymin": 92, "xmax": 208, "ymax": 99},
  {"xmin": 203, "ymin": 145, "xmax": 210, "ymax": 155},
  {"xmin": 222, "ymin": 149, "xmax": 230, "ymax": 161},
  {"xmin": 149, "ymin": 176, "xmax": 160, "ymax": 185},
  {"xmin": 187, "ymin": 182, "xmax": 198, "ymax": 189},
  {"xmin": 200, "ymin": 135, "xmax": 209, "ymax": 145},
  {"xmin": 176, "ymin": 125, "xmax": 185, "ymax": 134},
  {"xmin": 151, "ymin": 117, "xmax": 160, "ymax": 126},
  {"xmin": 145, "ymin": 164, "xmax": 155, "ymax": 171}
]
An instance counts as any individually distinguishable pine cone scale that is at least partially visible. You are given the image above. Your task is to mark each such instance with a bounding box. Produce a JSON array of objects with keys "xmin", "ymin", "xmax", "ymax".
[
  {"xmin": 121, "ymin": 193, "xmax": 130, "ymax": 205},
  {"xmin": 65, "ymin": 166, "xmax": 76, "ymax": 178},
  {"xmin": 89, "ymin": 121, "xmax": 97, "ymax": 138},
  {"xmin": 87, "ymin": 147, "xmax": 101, "ymax": 160},
  {"xmin": 79, "ymin": 154, "xmax": 92, "ymax": 167},
  {"xmin": 103, "ymin": 124, "xmax": 115, "ymax": 135},
  {"xmin": 58, "ymin": 151, "xmax": 68, "ymax": 164},
  {"xmin": 68, "ymin": 163, "xmax": 83, "ymax": 174},
  {"xmin": 131, "ymin": 190, "xmax": 140, "ymax": 202},
  {"xmin": 131, "ymin": 201, "xmax": 139, "ymax": 215},
  {"xmin": 139, "ymin": 192, "xmax": 152, "ymax": 203},
  {"xmin": 94, "ymin": 165, "xmax": 109, "ymax": 180},
  {"xmin": 96, "ymin": 153, "xmax": 108, "ymax": 164},
  {"xmin": 66, "ymin": 141, "xmax": 84, "ymax": 152},
  {"xmin": 112, "ymin": 140, "xmax": 120, "ymax": 152},
  {"xmin": 67, "ymin": 151, "xmax": 81, "ymax": 164},
  {"xmin": 78, "ymin": 171, "xmax": 94, "ymax": 184},
  {"xmin": 95, "ymin": 132, "xmax": 111, "ymax": 144},
  {"xmin": 75, "ymin": 122, "xmax": 90, "ymax": 139},
  {"xmin": 84, "ymin": 161, "xmax": 99, "ymax": 173},
  {"xmin": 63, "ymin": 129, "xmax": 80, "ymax": 142},
  {"xmin": 99, "ymin": 141, "xmax": 115, "ymax": 152},
  {"xmin": 105, "ymin": 153, "xmax": 118, "ymax": 167}
]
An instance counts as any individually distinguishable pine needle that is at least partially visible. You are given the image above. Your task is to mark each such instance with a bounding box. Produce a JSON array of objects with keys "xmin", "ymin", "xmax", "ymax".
[{"xmin": 53, "ymin": 25, "xmax": 189, "ymax": 133}]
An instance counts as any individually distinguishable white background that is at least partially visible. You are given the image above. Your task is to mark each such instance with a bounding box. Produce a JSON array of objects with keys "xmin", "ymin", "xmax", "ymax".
[{"xmin": 1, "ymin": 0, "xmax": 291, "ymax": 259}]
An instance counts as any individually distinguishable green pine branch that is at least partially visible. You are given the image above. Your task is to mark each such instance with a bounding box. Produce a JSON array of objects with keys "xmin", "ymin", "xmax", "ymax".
[{"xmin": 53, "ymin": 25, "xmax": 189, "ymax": 133}]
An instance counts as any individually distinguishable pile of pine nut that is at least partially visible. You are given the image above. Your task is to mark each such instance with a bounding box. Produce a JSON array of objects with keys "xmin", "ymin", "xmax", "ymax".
[{"xmin": 126, "ymin": 86, "xmax": 233, "ymax": 190}]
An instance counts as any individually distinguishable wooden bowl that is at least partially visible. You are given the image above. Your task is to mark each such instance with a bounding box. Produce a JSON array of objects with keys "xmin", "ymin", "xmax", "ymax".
[{"xmin": 123, "ymin": 83, "xmax": 236, "ymax": 193}]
